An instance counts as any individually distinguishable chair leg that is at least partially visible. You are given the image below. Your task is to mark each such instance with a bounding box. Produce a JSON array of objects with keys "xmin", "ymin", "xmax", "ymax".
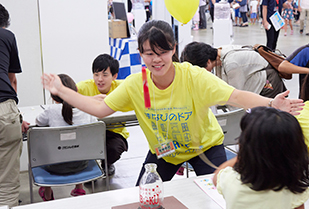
[
  {"xmin": 91, "ymin": 181, "xmax": 94, "ymax": 193},
  {"xmin": 104, "ymin": 162, "xmax": 110, "ymax": 190},
  {"xmin": 28, "ymin": 165, "xmax": 34, "ymax": 203},
  {"xmin": 185, "ymin": 162, "xmax": 189, "ymax": 178}
]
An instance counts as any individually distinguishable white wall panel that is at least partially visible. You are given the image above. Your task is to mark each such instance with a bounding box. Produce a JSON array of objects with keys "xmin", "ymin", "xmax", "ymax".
[
  {"xmin": 2, "ymin": 0, "xmax": 44, "ymax": 107},
  {"xmin": 38, "ymin": 0, "xmax": 109, "ymax": 103}
]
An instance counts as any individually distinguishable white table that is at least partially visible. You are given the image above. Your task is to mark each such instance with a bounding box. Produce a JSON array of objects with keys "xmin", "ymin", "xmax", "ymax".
[{"xmin": 12, "ymin": 175, "xmax": 222, "ymax": 209}]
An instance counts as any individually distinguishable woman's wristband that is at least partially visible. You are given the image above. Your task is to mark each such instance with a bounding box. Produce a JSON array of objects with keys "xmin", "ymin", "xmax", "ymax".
[{"xmin": 268, "ymin": 99, "xmax": 274, "ymax": 107}]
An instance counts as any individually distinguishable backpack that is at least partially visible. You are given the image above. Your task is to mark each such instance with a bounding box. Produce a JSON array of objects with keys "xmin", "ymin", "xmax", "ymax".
[{"xmin": 252, "ymin": 44, "xmax": 292, "ymax": 80}]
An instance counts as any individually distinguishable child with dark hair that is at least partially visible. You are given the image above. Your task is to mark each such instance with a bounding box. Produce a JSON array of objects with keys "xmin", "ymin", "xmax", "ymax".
[
  {"xmin": 76, "ymin": 54, "xmax": 129, "ymax": 176},
  {"xmin": 36, "ymin": 74, "xmax": 97, "ymax": 201},
  {"xmin": 213, "ymin": 106, "xmax": 309, "ymax": 209},
  {"xmin": 42, "ymin": 20, "xmax": 303, "ymax": 185}
]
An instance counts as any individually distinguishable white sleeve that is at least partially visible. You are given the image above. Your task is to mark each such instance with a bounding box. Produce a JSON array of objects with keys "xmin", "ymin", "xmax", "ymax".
[{"xmin": 35, "ymin": 109, "xmax": 50, "ymax": 126}]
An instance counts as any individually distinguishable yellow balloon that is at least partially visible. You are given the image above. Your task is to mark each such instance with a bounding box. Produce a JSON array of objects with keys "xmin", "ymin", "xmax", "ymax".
[{"xmin": 164, "ymin": 0, "xmax": 199, "ymax": 24}]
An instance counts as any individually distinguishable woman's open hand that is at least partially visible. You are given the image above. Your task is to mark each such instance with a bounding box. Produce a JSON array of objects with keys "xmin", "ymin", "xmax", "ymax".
[
  {"xmin": 273, "ymin": 90, "xmax": 304, "ymax": 115},
  {"xmin": 41, "ymin": 73, "xmax": 63, "ymax": 96}
]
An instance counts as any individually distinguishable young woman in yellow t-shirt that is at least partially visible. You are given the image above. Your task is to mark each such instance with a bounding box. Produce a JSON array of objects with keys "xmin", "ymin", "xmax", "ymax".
[{"xmin": 41, "ymin": 20, "xmax": 303, "ymax": 185}]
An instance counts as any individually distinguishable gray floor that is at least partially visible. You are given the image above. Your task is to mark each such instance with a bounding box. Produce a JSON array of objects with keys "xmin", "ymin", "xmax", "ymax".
[{"xmin": 19, "ymin": 21, "xmax": 309, "ymax": 205}]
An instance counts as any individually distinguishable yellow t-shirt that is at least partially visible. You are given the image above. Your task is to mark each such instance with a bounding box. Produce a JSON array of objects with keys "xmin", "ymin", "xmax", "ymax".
[
  {"xmin": 295, "ymin": 101, "xmax": 309, "ymax": 149},
  {"xmin": 76, "ymin": 79, "xmax": 129, "ymax": 139},
  {"xmin": 104, "ymin": 62, "xmax": 235, "ymax": 164}
]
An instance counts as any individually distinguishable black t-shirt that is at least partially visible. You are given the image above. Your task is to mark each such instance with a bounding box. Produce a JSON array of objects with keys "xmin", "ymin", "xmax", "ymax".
[{"xmin": 0, "ymin": 28, "xmax": 22, "ymax": 104}]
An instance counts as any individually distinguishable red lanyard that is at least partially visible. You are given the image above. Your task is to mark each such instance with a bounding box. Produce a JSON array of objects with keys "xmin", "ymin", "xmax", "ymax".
[{"xmin": 276, "ymin": 0, "xmax": 279, "ymax": 5}]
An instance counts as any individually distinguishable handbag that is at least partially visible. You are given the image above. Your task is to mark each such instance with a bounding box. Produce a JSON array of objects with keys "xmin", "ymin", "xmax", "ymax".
[{"xmin": 253, "ymin": 44, "xmax": 292, "ymax": 80}]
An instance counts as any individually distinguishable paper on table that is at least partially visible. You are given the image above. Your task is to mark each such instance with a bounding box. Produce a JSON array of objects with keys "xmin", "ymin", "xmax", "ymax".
[
  {"xmin": 194, "ymin": 174, "xmax": 226, "ymax": 209},
  {"xmin": 269, "ymin": 11, "xmax": 285, "ymax": 31}
]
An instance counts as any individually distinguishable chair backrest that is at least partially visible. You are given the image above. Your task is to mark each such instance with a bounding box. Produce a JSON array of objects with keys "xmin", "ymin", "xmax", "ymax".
[
  {"xmin": 27, "ymin": 121, "xmax": 106, "ymax": 168},
  {"xmin": 215, "ymin": 108, "xmax": 245, "ymax": 146}
]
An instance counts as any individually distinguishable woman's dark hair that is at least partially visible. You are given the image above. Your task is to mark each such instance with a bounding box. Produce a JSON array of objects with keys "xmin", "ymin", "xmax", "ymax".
[
  {"xmin": 234, "ymin": 106, "xmax": 309, "ymax": 193},
  {"xmin": 300, "ymin": 74, "xmax": 309, "ymax": 102},
  {"xmin": 0, "ymin": 4, "xmax": 10, "ymax": 28},
  {"xmin": 180, "ymin": 41, "xmax": 217, "ymax": 68},
  {"xmin": 51, "ymin": 74, "xmax": 77, "ymax": 125},
  {"xmin": 137, "ymin": 20, "xmax": 179, "ymax": 62}
]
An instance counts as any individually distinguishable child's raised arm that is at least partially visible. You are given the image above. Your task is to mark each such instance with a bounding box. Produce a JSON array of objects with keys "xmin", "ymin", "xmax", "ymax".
[{"xmin": 42, "ymin": 73, "xmax": 115, "ymax": 118}]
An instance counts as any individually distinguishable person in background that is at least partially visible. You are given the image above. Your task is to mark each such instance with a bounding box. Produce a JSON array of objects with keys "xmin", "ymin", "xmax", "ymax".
[
  {"xmin": 76, "ymin": 54, "xmax": 129, "ymax": 176},
  {"xmin": 232, "ymin": 2, "xmax": 242, "ymax": 26},
  {"xmin": 192, "ymin": 7, "xmax": 200, "ymax": 30},
  {"xmin": 180, "ymin": 42, "xmax": 287, "ymax": 98},
  {"xmin": 213, "ymin": 107, "xmax": 309, "ymax": 209},
  {"xmin": 199, "ymin": 0, "xmax": 207, "ymax": 29},
  {"xmin": 239, "ymin": 0, "xmax": 249, "ymax": 27},
  {"xmin": 0, "ymin": 4, "xmax": 29, "ymax": 207},
  {"xmin": 36, "ymin": 74, "xmax": 97, "ymax": 201},
  {"xmin": 262, "ymin": 0, "xmax": 292, "ymax": 50},
  {"xmin": 144, "ymin": 0, "xmax": 152, "ymax": 22},
  {"xmin": 250, "ymin": 0, "xmax": 259, "ymax": 24},
  {"xmin": 41, "ymin": 20, "xmax": 303, "ymax": 185},
  {"xmin": 278, "ymin": 44, "xmax": 309, "ymax": 98},
  {"xmin": 282, "ymin": 0, "xmax": 294, "ymax": 36},
  {"xmin": 293, "ymin": 0, "xmax": 300, "ymax": 23},
  {"xmin": 298, "ymin": 0, "xmax": 309, "ymax": 35}
]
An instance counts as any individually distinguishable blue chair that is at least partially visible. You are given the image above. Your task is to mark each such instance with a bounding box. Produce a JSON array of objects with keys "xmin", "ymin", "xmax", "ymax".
[{"xmin": 27, "ymin": 121, "xmax": 109, "ymax": 203}]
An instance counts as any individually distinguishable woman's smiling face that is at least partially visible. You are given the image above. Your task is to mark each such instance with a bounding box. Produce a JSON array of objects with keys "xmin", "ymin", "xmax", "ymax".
[{"xmin": 140, "ymin": 40, "xmax": 175, "ymax": 78}]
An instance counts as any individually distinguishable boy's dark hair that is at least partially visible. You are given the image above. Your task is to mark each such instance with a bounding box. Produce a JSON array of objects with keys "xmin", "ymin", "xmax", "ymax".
[
  {"xmin": 51, "ymin": 74, "xmax": 77, "ymax": 125},
  {"xmin": 0, "ymin": 4, "xmax": 10, "ymax": 28},
  {"xmin": 180, "ymin": 41, "xmax": 217, "ymax": 68},
  {"xmin": 92, "ymin": 54, "xmax": 119, "ymax": 76},
  {"xmin": 234, "ymin": 107, "xmax": 309, "ymax": 194},
  {"xmin": 300, "ymin": 73, "xmax": 309, "ymax": 102},
  {"xmin": 138, "ymin": 20, "xmax": 179, "ymax": 62}
]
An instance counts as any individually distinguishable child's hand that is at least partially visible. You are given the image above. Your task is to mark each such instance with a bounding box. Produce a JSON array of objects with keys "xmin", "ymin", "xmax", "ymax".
[{"xmin": 41, "ymin": 73, "xmax": 63, "ymax": 96}]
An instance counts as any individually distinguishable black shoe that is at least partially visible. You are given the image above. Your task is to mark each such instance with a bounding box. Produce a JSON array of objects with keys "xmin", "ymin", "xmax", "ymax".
[
  {"xmin": 300, "ymin": 29, "xmax": 304, "ymax": 34},
  {"xmin": 240, "ymin": 23, "xmax": 248, "ymax": 27}
]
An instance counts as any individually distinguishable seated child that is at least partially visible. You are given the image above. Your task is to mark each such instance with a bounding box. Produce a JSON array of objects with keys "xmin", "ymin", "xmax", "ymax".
[
  {"xmin": 35, "ymin": 74, "xmax": 97, "ymax": 201},
  {"xmin": 213, "ymin": 106, "xmax": 309, "ymax": 209}
]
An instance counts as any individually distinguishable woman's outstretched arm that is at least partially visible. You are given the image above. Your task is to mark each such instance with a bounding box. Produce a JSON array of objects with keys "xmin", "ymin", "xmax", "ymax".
[{"xmin": 42, "ymin": 73, "xmax": 115, "ymax": 118}]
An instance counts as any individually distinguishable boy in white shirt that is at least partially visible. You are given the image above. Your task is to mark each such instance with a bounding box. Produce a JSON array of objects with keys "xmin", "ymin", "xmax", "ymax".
[{"xmin": 250, "ymin": 0, "xmax": 259, "ymax": 24}]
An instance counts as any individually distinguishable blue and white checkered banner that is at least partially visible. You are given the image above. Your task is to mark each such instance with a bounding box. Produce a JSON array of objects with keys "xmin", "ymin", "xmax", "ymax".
[{"xmin": 109, "ymin": 37, "xmax": 145, "ymax": 79}]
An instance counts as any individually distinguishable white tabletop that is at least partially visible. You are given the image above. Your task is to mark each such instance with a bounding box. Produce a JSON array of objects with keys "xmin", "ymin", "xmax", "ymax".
[{"xmin": 12, "ymin": 175, "xmax": 222, "ymax": 209}]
